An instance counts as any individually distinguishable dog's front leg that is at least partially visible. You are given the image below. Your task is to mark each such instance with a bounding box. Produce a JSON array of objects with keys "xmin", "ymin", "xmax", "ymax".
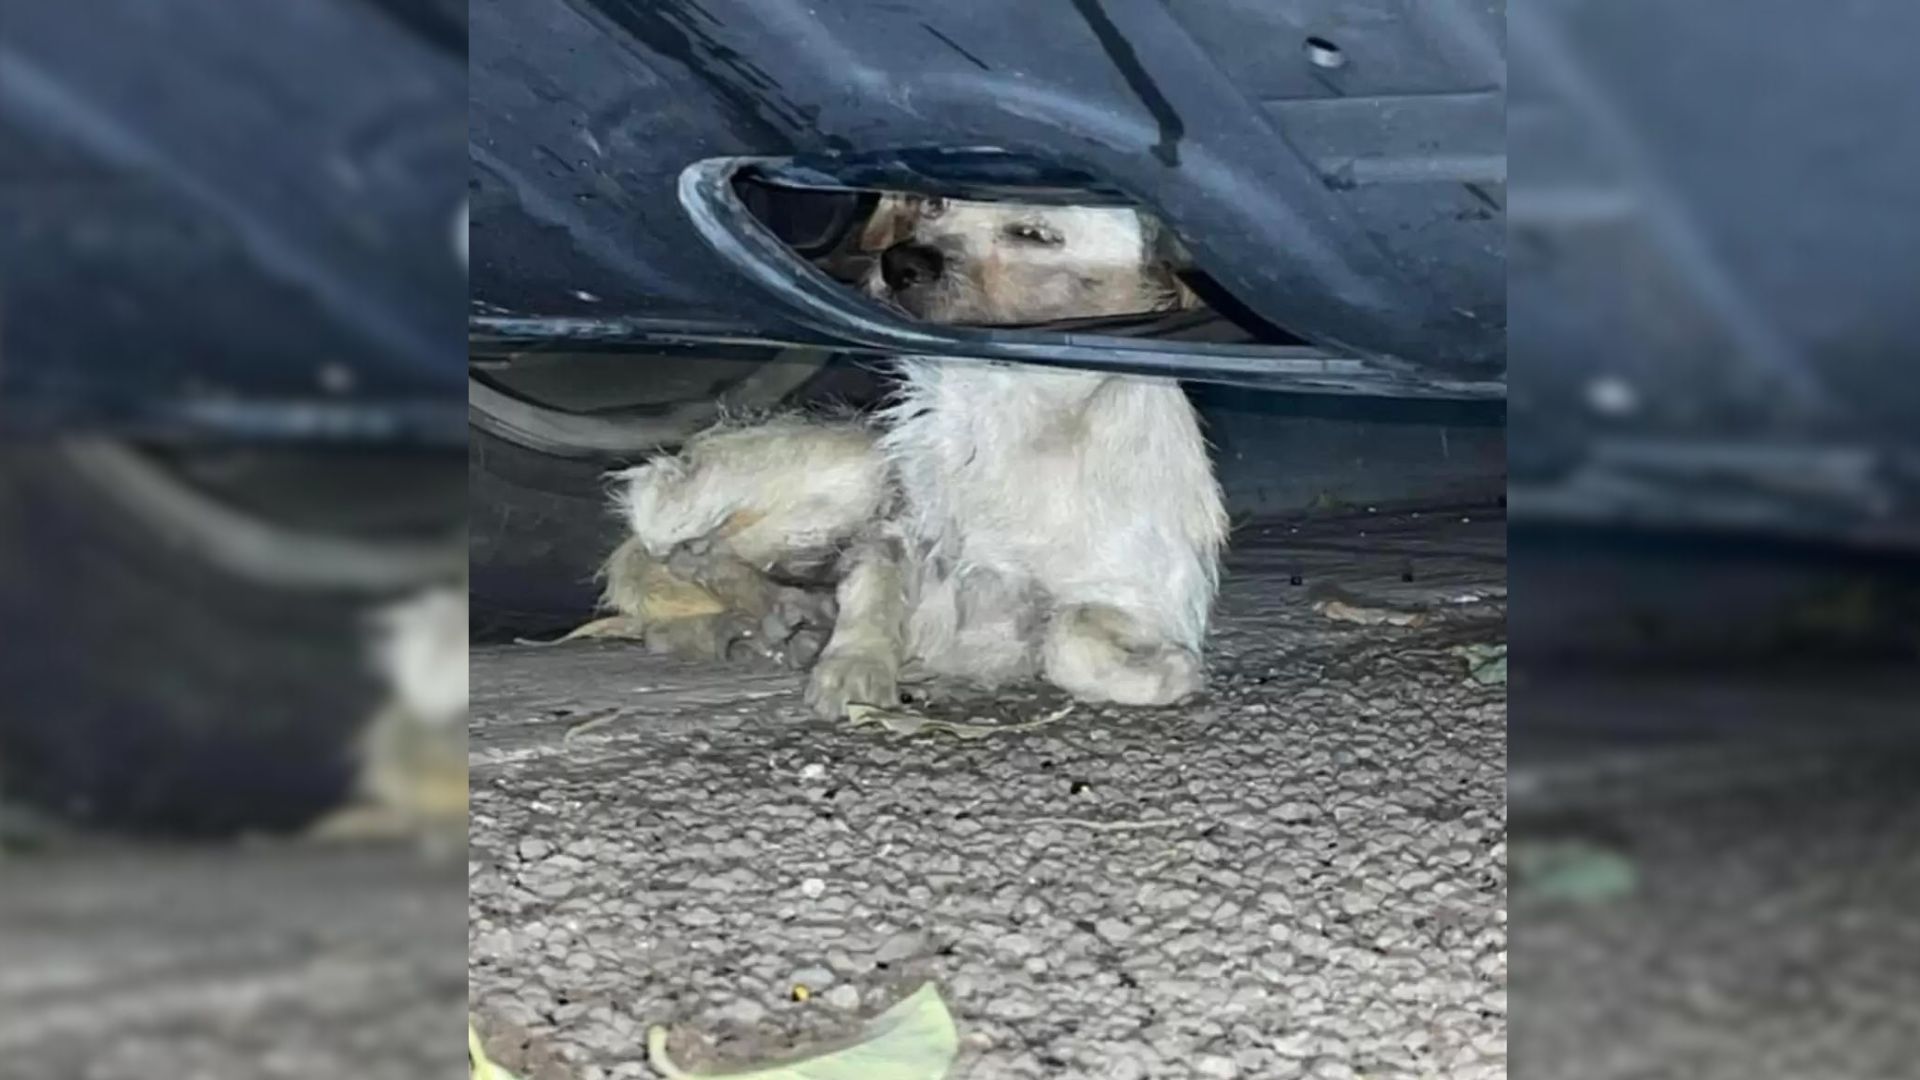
[{"xmin": 805, "ymin": 534, "xmax": 905, "ymax": 717}]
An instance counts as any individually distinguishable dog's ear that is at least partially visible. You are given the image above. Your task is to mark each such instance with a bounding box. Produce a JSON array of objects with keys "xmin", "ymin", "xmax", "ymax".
[
  {"xmin": 1141, "ymin": 215, "xmax": 1205, "ymax": 311},
  {"xmin": 1150, "ymin": 268, "xmax": 1205, "ymax": 312},
  {"xmin": 858, "ymin": 193, "xmax": 922, "ymax": 252},
  {"xmin": 1141, "ymin": 213, "xmax": 1195, "ymax": 272}
]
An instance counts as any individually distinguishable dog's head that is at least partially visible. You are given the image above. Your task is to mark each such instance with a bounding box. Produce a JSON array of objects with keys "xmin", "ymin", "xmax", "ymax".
[{"xmin": 856, "ymin": 194, "xmax": 1197, "ymax": 325}]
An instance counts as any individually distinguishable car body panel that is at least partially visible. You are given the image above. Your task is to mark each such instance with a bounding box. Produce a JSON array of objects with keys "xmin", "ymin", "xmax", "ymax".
[
  {"xmin": 469, "ymin": 0, "xmax": 1508, "ymax": 379},
  {"xmin": 1506, "ymin": 1, "xmax": 1920, "ymax": 544},
  {"xmin": 0, "ymin": 0, "xmax": 467, "ymax": 445}
]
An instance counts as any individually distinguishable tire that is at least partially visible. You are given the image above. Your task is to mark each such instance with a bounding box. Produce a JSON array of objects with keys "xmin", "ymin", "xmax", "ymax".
[
  {"xmin": 468, "ymin": 423, "xmax": 630, "ymax": 643},
  {"xmin": 0, "ymin": 443, "xmax": 462, "ymax": 837}
]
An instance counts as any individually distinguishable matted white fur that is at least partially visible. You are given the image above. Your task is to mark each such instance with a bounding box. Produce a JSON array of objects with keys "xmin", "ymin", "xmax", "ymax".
[
  {"xmin": 373, "ymin": 583, "xmax": 468, "ymax": 726},
  {"xmin": 845, "ymin": 360, "xmax": 1226, "ymax": 708},
  {"xmin": 878, "ymin": 361, "xmax": 1225, "ymax": 696},
  {"xmin": 609, "ymin": 413, "xmax": 888, "ymax": 573},
  {"xmin": 323, "ymin": 582, "xmax": 467, "ymax": 841},
  {"xmin": 604, "ymin": 366, "xmax": 1227, "ymax": 715}
]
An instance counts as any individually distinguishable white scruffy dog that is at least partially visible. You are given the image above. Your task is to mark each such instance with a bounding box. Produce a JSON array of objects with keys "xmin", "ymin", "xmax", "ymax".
[{"xmin": 603, "ymin": 197, "xmax": 1225, "ymax": 715}]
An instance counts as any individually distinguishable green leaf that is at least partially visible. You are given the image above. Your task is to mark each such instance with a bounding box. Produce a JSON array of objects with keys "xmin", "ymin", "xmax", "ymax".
[
  {"xmin": 469, "ymin": 1022, "xmax": 522, "ymax": 1080},
  {"xmin": 1450, "ymin": 642, "xmax": 1508, "ymax": 685},
  {"xmin": 1514, "ymin": 840, "xmax": 1636, "ymax": 903}
]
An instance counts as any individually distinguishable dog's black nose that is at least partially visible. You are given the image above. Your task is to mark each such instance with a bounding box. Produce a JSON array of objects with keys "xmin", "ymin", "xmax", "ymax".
[{"xmin": 880, "ymin": 243, "xmax": 943, "ymax": 291}]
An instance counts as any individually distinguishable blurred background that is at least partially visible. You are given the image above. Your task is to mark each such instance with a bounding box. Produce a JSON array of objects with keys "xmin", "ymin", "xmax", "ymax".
[
  {"xmin": 0, "ymin": 1, "xmax": 466, "ymax": 1077},
  {"xmin": 5, "ymin": 0, "xmax": 1918, "ymax": 1075},
  {"xmin": 1506, "ymin": 2, "xmax": 1920, "ymax": 1077}
]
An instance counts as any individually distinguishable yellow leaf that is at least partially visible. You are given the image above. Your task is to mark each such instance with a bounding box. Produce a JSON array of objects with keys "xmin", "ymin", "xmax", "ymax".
[
  {"xmin": 636, "ymin": 566, "xmax": 727, "ymax": 621},
  {"xmin": 844, "ymin": 702, "xmax": 1073, "ymax": 740}
]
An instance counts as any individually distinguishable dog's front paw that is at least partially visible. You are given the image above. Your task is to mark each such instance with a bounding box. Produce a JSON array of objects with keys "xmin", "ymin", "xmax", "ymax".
[
  {"xmin": 805, "ymin": 648, "xmax": 899, "ymax": 718},
  {"xmin": 1125, "ymin": 643, "xmax": 1206, "ymax": 706},
  {"xmin": 1042, "ymin": 605, "xmax": 1207, "ymax": 707}
]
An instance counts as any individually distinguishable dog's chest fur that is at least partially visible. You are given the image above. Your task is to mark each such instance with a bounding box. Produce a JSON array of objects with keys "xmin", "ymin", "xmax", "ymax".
[{"xmin": 881, "ymin": 359, "xmax": 1226, "ymax": 650}]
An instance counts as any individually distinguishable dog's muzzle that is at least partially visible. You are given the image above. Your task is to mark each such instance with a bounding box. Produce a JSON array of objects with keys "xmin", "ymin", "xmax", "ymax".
[{"xmin": 880, "ymin": 243, "xmax": 945, "ymax": 293}]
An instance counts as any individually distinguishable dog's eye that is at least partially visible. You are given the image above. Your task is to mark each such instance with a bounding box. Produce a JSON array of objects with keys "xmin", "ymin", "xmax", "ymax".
[
  {"xmin": 921, "ymin": 196, "xmax": 948, "ymax": 218},
  {"xmin": 1006, "ymin": 222, "xmax": 1065, "ymax": 246}
]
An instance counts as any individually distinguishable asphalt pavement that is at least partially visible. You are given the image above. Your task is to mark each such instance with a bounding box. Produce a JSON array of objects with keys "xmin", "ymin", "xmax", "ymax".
[{"xmin": 468, "ymin": 508, "xmax": 1510, "ymax": 1080}]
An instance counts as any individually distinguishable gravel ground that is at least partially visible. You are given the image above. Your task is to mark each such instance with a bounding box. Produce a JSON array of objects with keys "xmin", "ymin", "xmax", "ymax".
[
  {"xmin": 468, "ymin": 509, "xmax": 1508, "ymax": 1080},
  {"xmin": 1507, "ymin": 635, "xmax": 1920, "ymax": 1080},
  {"xmin": 0, "ymin": 841, "xmax": 465, "ymax": 1079},
  {"xmin": 1512, "ymin": 747, "xmax": 1920, "ymax": 1080}
]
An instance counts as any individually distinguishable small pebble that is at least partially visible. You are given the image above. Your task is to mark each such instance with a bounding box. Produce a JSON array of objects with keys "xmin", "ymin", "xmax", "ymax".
[{"xmin": 791, "ymin": 965, "xmax": 835, "ymax": 988}]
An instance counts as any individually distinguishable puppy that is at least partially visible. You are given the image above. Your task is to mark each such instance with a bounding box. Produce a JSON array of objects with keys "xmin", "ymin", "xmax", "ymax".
[
  {"xmin": 604, "ymin": 198, "xmax": 1225, "ymax": 715},
  {"xmin": 857, "ymin": 194, "xmax": 1199, "ymax": 324}
]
